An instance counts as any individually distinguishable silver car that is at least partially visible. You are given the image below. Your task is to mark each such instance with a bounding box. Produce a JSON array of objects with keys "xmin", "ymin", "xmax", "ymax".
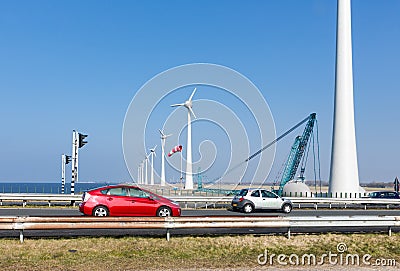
[{"xmin": 231, "ymin": 188, "xmax": 292, "ymax": 213}]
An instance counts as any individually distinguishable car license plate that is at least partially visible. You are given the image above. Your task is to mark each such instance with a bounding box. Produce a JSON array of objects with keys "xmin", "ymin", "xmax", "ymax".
[{"xmin": 232, "ymin": 203, "xmax": 238, "ymax": 207}]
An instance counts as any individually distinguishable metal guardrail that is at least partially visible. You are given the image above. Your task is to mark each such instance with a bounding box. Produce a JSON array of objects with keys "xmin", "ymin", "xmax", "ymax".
[
  {"xmin": 1, "ymin": 215, "xmax": 399, "ymax": 242},
  {"xmin": 168, "ymin": 196, "xmax": 400, "ymax": 209},
  {"xmin": 287, "ymin": 197, "xmax": 400, "ymax": 209},
  {"xmin": 1, "ymin": 194, "xmax": 400, "ymax": 209},
  {"xmin": 0, "ymin": 194, "xmax": 81, "ymax": 207}
]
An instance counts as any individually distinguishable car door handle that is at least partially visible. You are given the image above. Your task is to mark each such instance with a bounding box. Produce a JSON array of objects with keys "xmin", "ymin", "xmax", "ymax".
[{"xmin": 107, "ymin": 197, "xmax": 113, "ymax": 201}]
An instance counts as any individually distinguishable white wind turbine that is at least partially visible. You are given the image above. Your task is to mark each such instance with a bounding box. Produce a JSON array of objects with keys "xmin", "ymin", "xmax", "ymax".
[
  {"xmin": 149, "ymin": 145, "xmax": 157, "ymax": 185},
  {"xmin": 170, "ymin": 88, "xmax": 197, "ymax": 190},
  {"xmin": 159, "ymin": 130, "xmax": 172, "ymax": 187}
]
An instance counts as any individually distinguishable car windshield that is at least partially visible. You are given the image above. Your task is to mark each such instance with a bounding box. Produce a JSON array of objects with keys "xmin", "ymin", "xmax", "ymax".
[{"xmin": 148, "ymin": 192, "xmax": 160, "ymax": 200}]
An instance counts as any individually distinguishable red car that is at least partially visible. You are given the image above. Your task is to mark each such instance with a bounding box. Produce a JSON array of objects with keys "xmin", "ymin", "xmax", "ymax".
[{"xmin": 79, "ymin": 184, "xmax": 181, "ymax": 217}]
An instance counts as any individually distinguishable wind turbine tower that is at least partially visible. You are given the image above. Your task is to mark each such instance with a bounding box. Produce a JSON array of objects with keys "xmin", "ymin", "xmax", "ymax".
[
  {"xmin": 139, "ymin": 161, "xmax": 144, "ymax": 184},
  {"xmin": 144, "ymin": 154, "xmax": 149, "ymax": 185},
  {"xmin": 160, "ymin": 130, "xmax": 172, "ymax": 187},
  {"xmin": 149, "ymin": 146, "xmax": 157, "ymax": 185},
  {"xmin": 329, "ymin": 0, "xmax": 361, "ymax": 197},
  {"xmin": 137, "ymin": 165, "xmax": 141, "ymax": 184},
  {"xmin": 171, "ymin": 88, "xmax": 197, "ymax": 190}
]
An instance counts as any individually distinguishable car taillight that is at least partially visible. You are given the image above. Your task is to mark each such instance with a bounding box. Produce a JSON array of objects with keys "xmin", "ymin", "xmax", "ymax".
[
  {"xmin": 82, "ymin": 192, "xmax": 91, "ymax": 202},
  {"xmin": 239, "ymin": 197, "xmax": 244, "ymax": 202}
]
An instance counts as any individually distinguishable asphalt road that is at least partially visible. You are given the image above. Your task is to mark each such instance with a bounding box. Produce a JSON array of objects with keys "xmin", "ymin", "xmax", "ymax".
[
  {"xmin": 0, "ymin": 207, "xmax": 399, "ymax": 217},
  {"xmin": 0, "ymin": 208, "xmax": 399, "ymax": 239}
]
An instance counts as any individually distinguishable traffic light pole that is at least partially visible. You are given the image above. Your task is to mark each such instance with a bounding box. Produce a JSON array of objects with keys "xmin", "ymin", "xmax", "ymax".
[
  {"xmin": 61, "ymin": 154, "xmax": 71, "ymax": 194},
  {"xmin": 71, "ymin": 130, "xmax": 79, "ymax": 196},
  {"xmin": 71, "ymin": 130, "xmax": 88, "ymax": 197},
  {"xmin": 61, "ymin": 154, "xmax": 66, "ymax": 194}
]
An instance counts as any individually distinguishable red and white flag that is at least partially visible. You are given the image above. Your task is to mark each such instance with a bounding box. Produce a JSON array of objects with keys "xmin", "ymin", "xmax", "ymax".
[{"xmin": 168, "ymin": 145, "xmax": 182, "ymax": 157}]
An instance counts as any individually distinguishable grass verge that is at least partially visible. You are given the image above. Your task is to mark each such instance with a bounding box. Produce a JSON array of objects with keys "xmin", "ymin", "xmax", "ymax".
[{"xmin": 0, "ymin": 233, "xmax": 399, "ymax": 270}]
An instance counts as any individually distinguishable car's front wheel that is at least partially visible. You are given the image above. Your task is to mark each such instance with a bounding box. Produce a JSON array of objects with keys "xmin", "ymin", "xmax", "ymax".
[
  {"xmin": 242, "ymin": 203, "xmax": 254, "ymax": 213},
  {"xmin": 157, "ymin": 206, "xmax": 172, "ymax": 217},
  {"xmin": 281, "ymin": 203, "xmax": 292, "ymax": 214},
  {"xmin": 93, "ymin": 206, "xmax": 109, "ymax": 217}
]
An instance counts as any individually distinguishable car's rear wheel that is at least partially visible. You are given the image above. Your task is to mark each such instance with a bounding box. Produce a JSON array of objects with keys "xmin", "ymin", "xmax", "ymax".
[
  {"xmin": 243, "ymin": 203, "xmax": 254, "ymax": 213},
  {"xmin": 282, "ymin": 203, "xmax": 292, "ymax": 214},
  {"xmin": 157, "ymin": 206, "xmax": 172, "ymax": 217},
  {"xmin": 93, "ymin": 206, "xmax": 109, "ymax": 217}
]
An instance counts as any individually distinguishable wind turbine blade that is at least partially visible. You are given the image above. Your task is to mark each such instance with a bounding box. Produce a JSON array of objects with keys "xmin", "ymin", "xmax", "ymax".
[
  {"xmin": 170, "ymin": 103, "xmax": 184, "ymax": 107},
  {"xmin": 188, "ymin": 87, "xmax": 197, "ymax": 101},
  {"xmin": 189, "ymin": 107, "xmax": 197, "ymax": 119},
  {"xmin": 165, "ymin": 134, "xmax": 172, "ymax": 138},
  {"xmin": 159, "ymin": 129, "xmax": 165, "ymax": 136}
]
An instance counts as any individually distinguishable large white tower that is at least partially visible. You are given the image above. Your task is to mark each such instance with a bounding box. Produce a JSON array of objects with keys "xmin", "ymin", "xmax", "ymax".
[
  {"xmin": 171, "ymin": 88, "xmax": 197, "ymax": 190},
  {"xmin": 329, "ymin": 0, "xmax": 361, "ymax": 197}
]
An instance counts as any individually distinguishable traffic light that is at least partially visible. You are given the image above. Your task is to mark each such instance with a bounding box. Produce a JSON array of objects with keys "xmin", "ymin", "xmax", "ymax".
[
  {"xmin": 65, "ymin": 155, "xmax": 72, "ymax": 164},
  {"xmin": 78, "ymin": 133, "xmax": 88, "ymax": 148},
  {"xmin": 394, "ymin": 177, "xmax": 399, "ymax": 193}
]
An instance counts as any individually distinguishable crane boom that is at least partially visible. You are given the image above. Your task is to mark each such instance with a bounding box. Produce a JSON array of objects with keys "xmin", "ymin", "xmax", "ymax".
[
  {"xmin": 197, "ymin": 113, "xmax": 317, "ymax": 196},
  {"xmin": 274, "ymin": 113, "xmax": 316, "ymax": 196}
]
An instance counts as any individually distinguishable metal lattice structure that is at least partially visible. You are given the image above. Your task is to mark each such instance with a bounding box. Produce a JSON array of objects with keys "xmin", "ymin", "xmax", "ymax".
[{"xmin": 274, "ymin": 113, "xmax": 316, "ymax": 196}]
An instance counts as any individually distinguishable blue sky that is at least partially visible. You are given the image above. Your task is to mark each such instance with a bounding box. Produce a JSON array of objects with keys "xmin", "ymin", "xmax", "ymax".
[{"xmin": 0, "ymin": 0, "xmax": 399, "ymax": 184}]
